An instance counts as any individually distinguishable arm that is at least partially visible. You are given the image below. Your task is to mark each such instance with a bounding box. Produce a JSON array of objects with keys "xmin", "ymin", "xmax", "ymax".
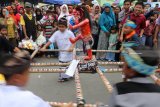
[
  {"xmin": 22, "ymin": 25, "xmax": 29, "ymax": 39},
  {"xmin": 119, "ymin": 25, "xmax": 124, "ymax": 42},
  {"xmin": 14, "ymin": 47, "xmax": 21, "ymax": 52},
  {"xmin": 139, "ymin": 17, "xmax": 146, "ymax": 37},
  {"xmin": 139, "ymin": 29, "xmax": 144, "ymax": 37},
  {"xmin": 42, "ymin": 33, "xmax": 56, "ymax": 49},
  {"xmin": 71, "ymin": 19, "xmax": 89, "ymax": 30},
  {"xmin": 99, "ymin": 15, "xmax": 109, "ymax": 33},
  {"xmin": 153, "ymin": 25, "xmax": 160, "ymax": 46},
  {"xmin": 100, "ymin": 26, "xmax": 109, "ymax": 32},
  {"xmin": 67, "ymin": 43, "xmax": 75, "ymax": 52},
  {"xmin": 42, "ymin": 41, "xmax": 52, "ymax": 50}
]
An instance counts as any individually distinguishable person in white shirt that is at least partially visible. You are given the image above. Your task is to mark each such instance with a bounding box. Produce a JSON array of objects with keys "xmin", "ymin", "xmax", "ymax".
[
  {"xmin": 0, "ymin": 51, "xmax": 51, "ymax": 107},
  {"xmin": 42, "ymin": 17, "xmax": 75, "ymax": 82}
]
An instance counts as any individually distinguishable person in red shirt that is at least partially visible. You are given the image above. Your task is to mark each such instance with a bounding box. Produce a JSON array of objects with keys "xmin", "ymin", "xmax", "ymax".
[
  {"xmin": 120, "ymin": 2, "xmax": 146, "ymax": 42},
  {"xmin": 143, "ymin": 13, "xmax": 158, "ymax": 47}
]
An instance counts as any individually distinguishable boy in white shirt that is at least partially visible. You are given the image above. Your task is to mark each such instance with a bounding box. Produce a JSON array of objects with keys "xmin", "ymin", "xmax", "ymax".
[{"xmin": 42, "ymin": 17, "xmax": 75, "ymax": 82}]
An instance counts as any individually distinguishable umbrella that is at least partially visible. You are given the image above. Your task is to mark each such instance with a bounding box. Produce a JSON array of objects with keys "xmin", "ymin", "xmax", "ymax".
[{"xmin": 43, "ymin": 0, "xmax": 81, "ymax": 5}]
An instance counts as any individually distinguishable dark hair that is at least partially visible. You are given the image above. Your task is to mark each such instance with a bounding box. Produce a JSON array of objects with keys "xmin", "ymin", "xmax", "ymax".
[
  {"xmin": 0, "ymin": 51, "xmax": 30, "ymax": 80},
  {"xmin": 58, "ymin": 17, "xmax": 68, "ymax": 27},
  {"xmin": 150, "ymin": 12, "xmax": 158, "ymax": 17},
  {"xmin": 145, "ymin": 3, "xmax": 151, "ymax": 7},
  {"xmin": 0, "ymin": 24, "xmax": 7, "ymax": 30},
  {"xmin": 110, "ymin": 26, "xmax": 118, "ymax": 32},
  {"xmin": 46, "ymin": 10, "xmax": 52, "ymax": 14},
  {"xmin": 48, "ymin": 6, "xmax": 54, "ymax": 11},
  {"xmin": 135, "ymin": 2, "xmax": 144, "ymax": 9},
  {"xmin": 0, "ymin": 8, "xmax": 2, "ymax": 18},
  {"xmin": 124, "ymin": 0, "xmax": 132, "ymax": 5},
  {"xmin": 36, "ymin": 8, "xmax": 43, "ymax": 21},
  {"xmin": 35, "ymin": 8, "xmax": 42, "ymax": 13},
  {"xmin": 76, "ymin": 5, "xmax": 92, "ymax": 29},
  {"xmin": 115, "ymin": 6, "xmax": 121, "ymax": 12},
  {"xmin": 0, "ymin": 8, "xmax": 7, "ymax": 18}
]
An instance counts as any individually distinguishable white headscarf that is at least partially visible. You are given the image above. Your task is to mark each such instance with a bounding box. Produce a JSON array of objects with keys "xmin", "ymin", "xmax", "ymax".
[
  {"xmin": 92, "ymin": 4, "xmax": 101, "ymax": 15},
  {"xmin": 58, "ymin": 4, "xmax": 69, "ymax": 20}
]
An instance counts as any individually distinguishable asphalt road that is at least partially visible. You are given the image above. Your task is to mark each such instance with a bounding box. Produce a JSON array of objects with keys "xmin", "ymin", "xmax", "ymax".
[{"xmin": 27, "ymin": 57, "xmax": 122, "ymax": 104}]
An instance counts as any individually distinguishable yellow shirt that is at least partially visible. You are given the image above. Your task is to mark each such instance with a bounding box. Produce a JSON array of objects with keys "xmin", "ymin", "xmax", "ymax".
[
  {"xmin": 7, "ymin": 17, "xmax": 16, "ymax": 38},
  {"xmin": 0, "ymin": 74, "xmax": 5, "ymax": 84},
  {"xmin": 20, "ymin": 13, "xmax": 33, "ymax": 26}
]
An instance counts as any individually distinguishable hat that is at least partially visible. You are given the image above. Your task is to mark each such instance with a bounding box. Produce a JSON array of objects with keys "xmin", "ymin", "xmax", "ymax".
[
  {"xmin": 124, "ymin": 20, "xmax": 137, "ymax": 29},
  {"xmin": 25, "ymin": 2, "xmax": 32, "ymax": 8},
  {"xmin": 121, "ymin": 42, "xmax": 157, "ymax": 75}
]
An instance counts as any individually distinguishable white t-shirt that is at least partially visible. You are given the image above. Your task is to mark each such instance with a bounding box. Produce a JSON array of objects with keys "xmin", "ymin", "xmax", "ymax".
[
  {"xmin": 49, "ymin": 30, "xmax": 75, "ymax": 62},
  {"xmin": 0, "ymin": 85, "xmax": 51, "ymax": 107}
]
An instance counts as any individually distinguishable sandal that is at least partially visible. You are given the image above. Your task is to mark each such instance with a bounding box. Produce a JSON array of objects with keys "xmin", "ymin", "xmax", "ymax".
[{"xmin": 58, "ymin": 78, "xmax": 69, "ymax": 82}]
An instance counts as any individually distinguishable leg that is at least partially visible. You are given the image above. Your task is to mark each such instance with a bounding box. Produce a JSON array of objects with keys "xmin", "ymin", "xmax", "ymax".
[
  {"xmin": 59, "ymin": 61, "xmax": 72, "ymax": 82},
  {"xmin": 96, "ymin": 30, "xmax": 109, "ymax": 59},
  {"xmin": 105, "ymin": 52, "xmax": 111, "ymax": 60},
  {"xmin": 84, "ymin": 41, "xmax": 92, "ymax": 60},
  {"xmin": 141, "ymin": 35, "xmax": 146, "ymax": 46}
]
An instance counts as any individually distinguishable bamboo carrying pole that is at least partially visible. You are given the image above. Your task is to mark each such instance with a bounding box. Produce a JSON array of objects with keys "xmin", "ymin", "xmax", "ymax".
[
  {"xmin": 29, "ymin": 68, "xmax": 65, "ymax": 73},
  {"xmin": 29, "ymin": 67, "xmax": 159, "ymax": 74},
  {"xmin": 30, "ymin": 62, "xmax": 124, "ymax": 67},
  {"xmin": 75, "ymin": 69, "xmax": 85, "ymax": 106},
  {"xmin": 29, "ymin": 68, "xmax": 123, "ymax": 73},
  {"xmin": 30, "ymin": 48, "xmax": 39, "ymax": 59},
  {"xmin": 40, "ymin": 49, "xmax": 120, "ymax": 53},
  {"xmin": 96, "ymin": 67, "xmax": 113, "ymax": 93},
  {"xmin": 73, "ymin": 49, "xmax": 85, "ymax": 107},
  {"xmin": 48, "ymin": 102, "xmax": 97, "ymax": 107}
]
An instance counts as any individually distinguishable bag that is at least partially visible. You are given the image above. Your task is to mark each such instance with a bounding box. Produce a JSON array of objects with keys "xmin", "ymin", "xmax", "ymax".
[{"xmin": 36, "ymin": 32, "xmax": 46, "ymax": 46}]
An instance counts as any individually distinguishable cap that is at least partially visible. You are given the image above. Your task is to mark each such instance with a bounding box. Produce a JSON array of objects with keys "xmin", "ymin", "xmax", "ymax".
[{"xmin": 25, "ymin": 2, "xmax": 32, "ymax": 8}]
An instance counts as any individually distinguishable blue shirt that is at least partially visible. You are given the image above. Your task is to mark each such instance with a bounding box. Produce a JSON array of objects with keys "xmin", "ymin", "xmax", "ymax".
[{"xmin": 0, "ymin": 85, "xmax": 51, "ymax": 107}]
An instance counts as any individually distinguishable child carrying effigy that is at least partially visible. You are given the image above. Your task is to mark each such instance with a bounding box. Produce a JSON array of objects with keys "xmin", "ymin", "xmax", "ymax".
[{"xmin": 42, "ymin": 17, "xmax": 75, "ymax": 82}]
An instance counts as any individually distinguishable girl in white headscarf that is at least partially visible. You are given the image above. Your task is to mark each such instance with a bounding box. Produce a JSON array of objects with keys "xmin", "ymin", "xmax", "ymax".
[{"xmin": 58, "ymin": 4, "xmax": 69, "ymax": 20}]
